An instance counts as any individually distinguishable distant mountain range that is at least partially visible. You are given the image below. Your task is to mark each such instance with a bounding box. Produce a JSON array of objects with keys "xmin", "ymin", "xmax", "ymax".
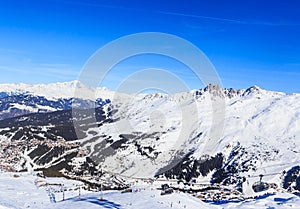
[
  {"xmin": 0, "ymin": 81, "xmax": 299, "ymax": 194},
  {"xmin": 0, "ymin": 81, "xmax": 111, "ymax": 120}
]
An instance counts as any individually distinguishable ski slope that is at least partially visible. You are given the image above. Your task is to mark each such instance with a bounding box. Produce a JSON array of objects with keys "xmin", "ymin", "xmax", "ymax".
[{"xmin": 0, "ymin": 172, "xmax": 300, "ymax": 209}]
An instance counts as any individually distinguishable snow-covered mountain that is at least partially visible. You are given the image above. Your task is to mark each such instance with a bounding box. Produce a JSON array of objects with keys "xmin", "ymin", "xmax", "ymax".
[
  {"xmin": 0, "ymin": 80, "xmax": 114, "ymax": 100},
  {"xmin": 0, "ymin": 81, "xmax": 300, "ymax": 195},
  {"xmin": 0, "ymin": 81, "xmax": 111, "ymax": 120}
]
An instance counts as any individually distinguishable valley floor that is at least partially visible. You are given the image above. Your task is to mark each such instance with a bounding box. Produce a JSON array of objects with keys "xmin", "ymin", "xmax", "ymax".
[{"xmin": 0, "ymin": 172, "xmax": 300, "ymax": 209}]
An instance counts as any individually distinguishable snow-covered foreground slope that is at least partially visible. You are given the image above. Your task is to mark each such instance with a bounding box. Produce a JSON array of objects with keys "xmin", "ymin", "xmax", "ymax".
[
  {"xmin": 0, "ymin": 172, "xmax": 213, "ymax": 209},
  {"xmin": 0, "ymin": 172, "xmax": 300, "ymax": 209}
]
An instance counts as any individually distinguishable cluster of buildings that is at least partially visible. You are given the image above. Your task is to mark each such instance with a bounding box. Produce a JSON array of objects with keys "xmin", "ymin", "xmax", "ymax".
[{"xmin": 0, "ymin": 137, "xmax": 81, "ymax": 172}]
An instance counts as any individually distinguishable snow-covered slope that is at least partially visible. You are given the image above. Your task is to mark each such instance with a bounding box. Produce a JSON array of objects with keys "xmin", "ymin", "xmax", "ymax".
[{"xmin": 1, "ymin": 172, "xmax": 300, "ymax": 209}]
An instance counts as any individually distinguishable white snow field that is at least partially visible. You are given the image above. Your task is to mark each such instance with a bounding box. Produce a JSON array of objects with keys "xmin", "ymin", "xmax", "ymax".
[{"xmin": 1, "ymin": 172, "xmax": 300, "ymax": 209}]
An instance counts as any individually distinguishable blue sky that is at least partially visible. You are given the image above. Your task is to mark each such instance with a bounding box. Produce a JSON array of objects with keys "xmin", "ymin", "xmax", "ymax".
[{"xmin": 0, "ymin": 0, "xmax": 299, "ymax": 93}]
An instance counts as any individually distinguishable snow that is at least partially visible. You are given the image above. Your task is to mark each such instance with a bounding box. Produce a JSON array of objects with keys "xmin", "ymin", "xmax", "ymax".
[
  {"xmin": 0, "ymin": 80, "xmax": 114, "ymax": 100},
  {"xmin": 0, "ymin": 206, "xmax": 11, "ymax": 209},
  {"xmin": 0, "ymin": 172, "xmax": 213, "ymax": 209},
  {"xmin": 0, "ymin": 172, "xmax": 300, "ymax": 208},
  {"xmin": 218, "ymin": 193, "xmax": 300, "ymax": 209},
  {"xmin": 1, "ymin": 82, "xmax": 300, "ymax": 207},
  {"xmin": 10, "ymin": 104, "xmax": 37, "ymax": 112},
  {"xmin": 2, "ymin": 82, "xmax": 298, "ymax": 181},
  {"xmin": 70, "ymin": 84, "xmax": 300, "ymax": 181}
]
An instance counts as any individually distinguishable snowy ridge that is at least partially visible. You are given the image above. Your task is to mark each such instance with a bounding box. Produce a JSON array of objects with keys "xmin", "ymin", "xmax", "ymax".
[
  {"xmin": 0, "ymin": 80, "xmax": 283, "ymax": 100},
  {"xmin": 0, "ymin": 80, "xmax": 114, "ymax": 100}
]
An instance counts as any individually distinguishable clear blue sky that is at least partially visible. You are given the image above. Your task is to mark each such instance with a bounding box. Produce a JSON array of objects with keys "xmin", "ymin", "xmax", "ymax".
[{"xmin": 0, "ymin": 0, "xmax": 299, "ymax": 93}]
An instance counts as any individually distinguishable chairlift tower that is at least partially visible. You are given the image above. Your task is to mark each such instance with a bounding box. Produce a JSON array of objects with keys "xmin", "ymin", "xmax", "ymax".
[
  {"xmin": 61, "ymin": 184, "xmax": 65, "ymax": 201},
  {"xmin": 100, "ymin": 180, "xmax": 104, "ymax": 201},
  {"xmin": 259, "ymin": 174, "xmax": 264, "ymax": 183}
]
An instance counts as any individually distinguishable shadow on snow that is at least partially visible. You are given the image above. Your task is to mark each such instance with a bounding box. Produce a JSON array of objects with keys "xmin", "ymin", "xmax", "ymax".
[{"xmin": 61, "ymin": 196, "xmax": 122, "ymax": 209}]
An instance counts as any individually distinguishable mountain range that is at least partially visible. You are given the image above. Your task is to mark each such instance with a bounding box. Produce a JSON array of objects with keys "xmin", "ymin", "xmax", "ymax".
[{"xmin": 0, "ymin": 81, "xmax": 299, "ymax": 194}]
